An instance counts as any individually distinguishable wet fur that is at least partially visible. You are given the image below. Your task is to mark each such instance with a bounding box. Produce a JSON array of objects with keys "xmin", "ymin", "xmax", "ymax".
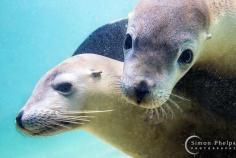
[{"xmin": 18, "ymin": 54, "xmax": 236, "ymax": 158}]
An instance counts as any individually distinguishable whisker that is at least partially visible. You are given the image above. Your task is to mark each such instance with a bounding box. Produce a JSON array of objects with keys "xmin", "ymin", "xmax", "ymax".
[
  {"xmin": 113, "ymin": 87, "xmax": 122, "ymax": 91},
  {"xmin": 50, "ymin": 120, "xmax": 71, "ymax": 129},
  {"xmin": 161, "ymin": 106, "xmax": 168, "ymax": 119},
  {"xmin": 39, "ymin": 120, "xmax": 70, "ymax": 131},
  {"xmin": 113, "ymin": 84, "xmax": 121, "ymax": 87},
  {"xmin": 57, "ymin": 114, "xmax": 95, "ymax": 119},
  {"xmin": 60, "ymin": 109, "xmax": 114, "ymax": 114},
  {"xmin": 149, "ymin": 109, "xmax": 154, "ymax": 119},
  {"xmin": 46, "ymin": 125, "xmax": 60, "ymax": 131},
  {"xmin": 56, "ymin": 117, "xmax": 91, "ymax": 122},
  {"xmin": 154, "ymin": 107, "xmax": 160, "ymax": 120},
  {"xmin": 168, "ymin": 98, "xmax": 183, "ymax": 113},
  {"xmin": 60, "ymin": 120, "xmax": 87, "ymax": 125},
  {"xmin": 113, "ymin": 81, "xmax": 122, "ymax": 85},
  {"xmin": 145, "ymin": 108, "xmax": 149, "ymax": 114},
  {"xmin": 170, "ymin": 93, "xmax": 190, "ymax": 101},
  {"xmin": 105, "ymin": 74, "xmax": 121, "ymax": 78},
  {"xmin": 39, "ymin": 120, "xmax": 61, "ymax": 131},
  {"xmin": 164, "ymin": 102, "xmax": 175, "ymax": 119}
]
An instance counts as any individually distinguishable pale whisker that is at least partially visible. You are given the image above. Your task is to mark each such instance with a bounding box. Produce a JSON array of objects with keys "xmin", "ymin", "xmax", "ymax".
[
  {"xmin": 39, "ymin": 120, "xmax": 60, "ymax": 131},
  {"xmin": 60, "ymin": 109, "xmax": 114, "ymax": 114},
  {"xmin": 154, "ymin": 107, "xmax": 160, "ymax": 120},
  {"xmin": 57, "ymin": 114, "xmax": 95, "ymax": 119},
  {"xmin": 168, "ymin": 98, "xmax": 183, "ymax": 113},
  {"xmin": 161, "ymin": 106, "xmax": 168, "ymax": 119},
  {"xmin": 170, "ymin": 93, "xmax": 190, "ymax": 102},
  {"xmin": 56, "ymin": 117, "xmax": 91, "ymax": 122},
  {"xmin": 59, "ymin": 120, "xmax": 87, "ymax": 125},
  {"xmin": 164, "ymin": 102, "xmax": 175, "ymax": 119},
  {"xmin": 50, "ymin": 120, "xmax": 71, "ymax": 129}
]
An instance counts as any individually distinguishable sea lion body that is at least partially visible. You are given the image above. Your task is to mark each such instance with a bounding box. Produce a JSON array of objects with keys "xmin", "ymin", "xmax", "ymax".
[
  {"xmin": 121, "ymin": 0, "xmax": 236, "ymax": 108},
  {"xmin": 198, "ymin": 4, "xmax": 236, "ymax": 75},
  {"xmin": 16, "ymin": 54, "xmax": 236, "ymax": 158}
]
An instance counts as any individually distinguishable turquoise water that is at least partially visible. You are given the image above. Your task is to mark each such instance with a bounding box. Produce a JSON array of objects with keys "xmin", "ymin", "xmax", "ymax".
[{"xmin": 0, "ymin": 1, "xmax": 137, "ymax": 157}]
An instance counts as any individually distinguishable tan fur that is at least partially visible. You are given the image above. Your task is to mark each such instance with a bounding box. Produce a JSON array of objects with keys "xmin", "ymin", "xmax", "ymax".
[
  {"xmin": 197, "ymin": 0, "xmax": 236, "ymax": 76},
  {"xmin": 134, "ymin": 0, "xmax": 236, "ymax": 76},
  {"xmin": 18, "ymin": 54, "xmax": 236, "ymax": 158},
  {"xmin": 206, "ymin": 0, "xmax": 236, "ymax": 20}
]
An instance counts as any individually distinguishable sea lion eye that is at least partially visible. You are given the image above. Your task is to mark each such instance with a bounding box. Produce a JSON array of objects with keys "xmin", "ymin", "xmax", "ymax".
[
  {"xmin": 124, "ymin": 33, "xmax": 133, "ymax": 50},
  {"xmin": 178, "ymin": 49, "xmax": 193, "ymax": 64},
  {"xmin": 53, "ymin": 82, "xmax": 73, "ymax": 95}
]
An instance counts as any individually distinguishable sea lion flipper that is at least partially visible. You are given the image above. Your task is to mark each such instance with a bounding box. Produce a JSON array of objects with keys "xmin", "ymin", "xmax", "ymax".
[{"xmin": 73, "ymin": 18, "xmax": 128, "ymax": 61}]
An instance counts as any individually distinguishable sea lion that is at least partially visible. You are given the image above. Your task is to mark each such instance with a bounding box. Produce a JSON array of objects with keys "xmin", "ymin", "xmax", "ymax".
[
  {"xmin": 16, "ymin": 54, "xmax": 236, "ymax": 157},
  {"xmin": 74, "ymin": 18, "xmax": 128, "ymax": 61},
  {"xmin": 121, "ymin": 0, "xmax": 236, "ymax": 108},
  {"xmin": 72, "ymin": 13, "xmax": 236, "ymax": 121}
]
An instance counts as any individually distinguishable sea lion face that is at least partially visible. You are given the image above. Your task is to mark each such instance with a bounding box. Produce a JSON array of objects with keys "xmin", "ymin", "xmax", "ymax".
[
  {"xmin": 122, "ymin": 0, "xmax": 210, "ymax": 108},
  {"xmin": 16, "ymin": 56, "xmax": 103, "ymax": 136}
]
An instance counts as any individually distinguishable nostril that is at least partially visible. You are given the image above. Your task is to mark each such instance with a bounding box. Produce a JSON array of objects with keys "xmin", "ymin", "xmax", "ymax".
[
  {"xmin": 139, "ymin": 80, "xmax": 148, "ymax": 89},
  {"xmin": 135, "ymin": 80, "xmax": 150, "ymax": 104},
  {"xmin": 16, "ymin": 111, "xmax": 24, "ymax": 129}
]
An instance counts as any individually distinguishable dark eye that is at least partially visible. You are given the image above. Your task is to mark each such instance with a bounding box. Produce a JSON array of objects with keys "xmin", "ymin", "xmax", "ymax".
[
  {"xmin": 178, "ymin": 49, "xmax": 193, "ymax": 64},
  {"xmin": 124, "ymin": 33, "xmax": 133, "ymax": 50},
  {"xmin": 53, "ymin": 82, "xmax": 73, "ymax": 95}
]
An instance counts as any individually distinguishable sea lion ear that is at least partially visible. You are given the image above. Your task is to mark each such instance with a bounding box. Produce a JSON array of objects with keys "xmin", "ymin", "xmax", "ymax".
[
  {"xmin": 205, "ymin": 33, "xmax": 212, "ymax": 40},
  {"xmin": 91, "ymin": 70, "xmax": 103, "ymax": 78}
]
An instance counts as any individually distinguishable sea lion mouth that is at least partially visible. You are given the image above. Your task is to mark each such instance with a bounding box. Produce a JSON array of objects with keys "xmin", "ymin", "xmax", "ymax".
[
  {"xmin": 16, "ymin": 109, "xmax": 96, "ymax": 136},
  {"xmin": 26, "ymin": 122, "xmax": 80, "ymax": 136},
  {"xmin": 16, "ymin": 118, "xmax": 84, "ymax": 136},
  {"xmin": 16, "ymin": 108, "xmax": 114, "ymax": 136},
  {"xmin": 121, "ymin": 81, "xmax": 171, "ymax": 108},
  {"xmin": 123, "ymin": 94, "xmax": 168, "ymax": 109}
]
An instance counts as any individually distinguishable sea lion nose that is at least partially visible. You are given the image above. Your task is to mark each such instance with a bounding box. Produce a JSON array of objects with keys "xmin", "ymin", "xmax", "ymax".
[
  {"xmin": 134, "ymin": 80, "xmax": 150, "ymax": 104},
  {"xmin": 16, "ymin": 111, "xmax": 25, "ymax": 129}
]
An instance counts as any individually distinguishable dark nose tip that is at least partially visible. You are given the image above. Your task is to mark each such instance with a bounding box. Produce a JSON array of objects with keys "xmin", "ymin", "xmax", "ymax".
[
  {"xmin": 16, "ymin": 111, "xmax": 24, "ymax": 129},
  {"xmin": 134, "ymin": 80, "xmax": 150, "ymax": 104}
]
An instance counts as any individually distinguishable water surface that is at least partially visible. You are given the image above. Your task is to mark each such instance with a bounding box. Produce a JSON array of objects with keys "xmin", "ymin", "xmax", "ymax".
[{"xmin": 0, "ymin": 0, "xmax": 137, "ymax": 157}]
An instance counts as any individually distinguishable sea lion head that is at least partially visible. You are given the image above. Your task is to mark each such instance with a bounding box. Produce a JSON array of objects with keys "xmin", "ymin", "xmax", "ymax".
[
  {"xmin": 16, "ymin": 54, "xmax": 116, "ymax": 136},
  {"xmin": 122, "ymin": 0, "xmax": 211, "ymax": 108}
]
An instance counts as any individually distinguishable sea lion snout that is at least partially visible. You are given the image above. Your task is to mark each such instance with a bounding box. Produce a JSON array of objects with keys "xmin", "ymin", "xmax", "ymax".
[
  {"xmin": 122, "ymin": 80, "xmax": 154, "ymax": 105},
  {"xmin": 16, "ymin": 110, "xmax": 25, "ymax": 129},
  {"xmin": 135, "ymin": 80, "xmax": 151, "ymax": 104},
  {"xmin": 120, "ymin": 74, "xmax": 169, "ymax": 107}
]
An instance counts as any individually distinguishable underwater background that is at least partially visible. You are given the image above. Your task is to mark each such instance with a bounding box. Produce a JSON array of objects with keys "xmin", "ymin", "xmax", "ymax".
[{"xmin": 0, "ymin": 0, "xmax": 137, "ymax": 157}]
